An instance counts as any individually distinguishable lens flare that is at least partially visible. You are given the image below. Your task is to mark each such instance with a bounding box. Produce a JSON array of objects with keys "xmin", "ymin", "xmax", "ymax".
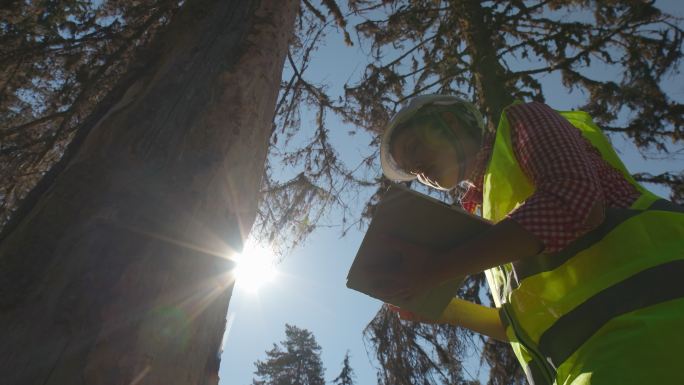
[{"xmin": 234, "ymin": 241, "xmax": 277, "ymax": 293}]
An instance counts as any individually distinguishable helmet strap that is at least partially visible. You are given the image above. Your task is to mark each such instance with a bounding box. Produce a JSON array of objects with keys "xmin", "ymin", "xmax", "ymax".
[{"xmin": 430, "ymin": 112, "xmax": 467, "ymax": 184}]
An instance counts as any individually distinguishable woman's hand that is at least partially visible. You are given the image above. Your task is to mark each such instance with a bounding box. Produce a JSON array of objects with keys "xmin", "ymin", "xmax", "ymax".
[{"xmin": 387, "ymin": 304, "xmax": 438, "ymax": 323}]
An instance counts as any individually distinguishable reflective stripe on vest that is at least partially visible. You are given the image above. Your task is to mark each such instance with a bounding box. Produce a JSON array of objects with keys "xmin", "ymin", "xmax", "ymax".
[{"xmin": 481, "ymin": 108, "xmax": 684, "ymax": 384}]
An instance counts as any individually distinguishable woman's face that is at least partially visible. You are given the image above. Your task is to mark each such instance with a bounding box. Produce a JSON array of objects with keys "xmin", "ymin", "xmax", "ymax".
[{"xmin": 390, "ymin": 114, "xmax": 480, "ymax": 190}]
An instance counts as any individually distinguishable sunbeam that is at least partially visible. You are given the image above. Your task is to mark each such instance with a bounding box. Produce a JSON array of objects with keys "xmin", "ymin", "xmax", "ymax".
[{"xmin": 234, "ymin": 241, "xmax": 278, "ymax": 294}]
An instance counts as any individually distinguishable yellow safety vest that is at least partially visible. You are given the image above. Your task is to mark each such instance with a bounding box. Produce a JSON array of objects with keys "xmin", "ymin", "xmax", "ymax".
[{"xmin": 480, "ymin": 108, "xmax": 684, "ymax": 385}]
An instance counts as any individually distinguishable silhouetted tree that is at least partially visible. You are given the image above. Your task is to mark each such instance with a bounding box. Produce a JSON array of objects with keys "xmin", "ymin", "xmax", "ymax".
[
  {"xmin": 332, "ymin": 351, "xmax": 356, "ymax": 385},
  {"xmin": 344, "ymin": 0, "xmax": 683, "ymax": 202},
  {"xmin": 363, "ymin": 276, "xmax": 495, "ymax": 385},
  {"xmin": 252, "ymin": 324, "xmax": 326, "ymax": 385}
]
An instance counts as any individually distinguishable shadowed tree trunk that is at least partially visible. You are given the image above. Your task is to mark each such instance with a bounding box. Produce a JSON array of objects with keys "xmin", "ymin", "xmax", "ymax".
[
  {"xmin": 0, "ymin": 0, "xmax": 298, "ymax": 384},
  {"xmin": 453, "ymin": 0, "xmax": 516, "ymax": 128}
]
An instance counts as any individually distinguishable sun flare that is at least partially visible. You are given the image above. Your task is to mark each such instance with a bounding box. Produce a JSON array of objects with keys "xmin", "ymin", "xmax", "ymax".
[{"xmin": 234, "ymin": 241, "xmax": 278, "ymax": 293}]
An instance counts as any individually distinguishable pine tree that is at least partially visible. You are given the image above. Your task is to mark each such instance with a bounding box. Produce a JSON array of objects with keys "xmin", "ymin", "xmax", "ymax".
[
  {"xmin": 332, "ymin": 351, "xmax": 356, "ymax": 385},
  {"xmin": 344, "ymin": 0, "xmax": 683, "ymax": 202},
  {"xmin": 363, "ymin": 279, "xmax": 506, "ymax": 385},
  {"xmin": 252, "ymin": 324, "xmax": 326, "ymax": 385}
]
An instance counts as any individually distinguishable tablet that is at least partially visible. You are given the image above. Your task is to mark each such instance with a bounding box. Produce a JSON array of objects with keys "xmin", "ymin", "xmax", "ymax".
[{"xmin": 346, "ymin": 184, "xmax": 491, "ymax": 319}]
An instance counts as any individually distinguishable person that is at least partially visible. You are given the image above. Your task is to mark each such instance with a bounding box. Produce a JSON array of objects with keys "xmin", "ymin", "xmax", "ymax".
[{"xmin": 376, "ymin": 95, "xmax": 684, "ymax": 385}]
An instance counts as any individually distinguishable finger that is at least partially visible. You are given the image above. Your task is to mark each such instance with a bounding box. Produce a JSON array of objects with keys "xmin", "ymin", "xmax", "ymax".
[
  {"xmin": 398, "ymin": 310, "xmax": 419, "ymax": 321},
  {"xmin": 386, "ymin": 305, "xmax": 417, "ymax": 321},
  {"xmin": 398, "ymin": 308, "xmax": 428, "ymax": 322}
]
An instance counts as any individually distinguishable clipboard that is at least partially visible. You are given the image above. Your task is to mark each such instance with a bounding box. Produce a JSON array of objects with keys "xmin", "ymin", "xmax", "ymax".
[{"xmin": 346, "ymin": 184, "xmax": 491, "ymax": 319}]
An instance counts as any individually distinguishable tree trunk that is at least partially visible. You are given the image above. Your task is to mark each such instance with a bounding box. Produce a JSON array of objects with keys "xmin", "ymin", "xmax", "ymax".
[
  {"xmin": 0, "ymin": 0, "xmax": 298, "ymax": 384},
  {"xmin": 456, "ymin": 0, "xmax": 515, "ymax": 127},
  {"xmin": 454, "ymin": 2, "xmax": 528, "ymax": 384}
]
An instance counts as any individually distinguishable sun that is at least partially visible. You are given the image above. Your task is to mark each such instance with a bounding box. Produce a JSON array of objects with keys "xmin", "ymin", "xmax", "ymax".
[{"xmin": 233, "ymin": 240, "xmax": 278, "ymax": 293}]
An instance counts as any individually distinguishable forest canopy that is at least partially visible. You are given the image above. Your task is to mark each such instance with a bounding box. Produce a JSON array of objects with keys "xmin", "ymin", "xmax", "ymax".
[{"xmin": 2, "ymin": 1, "xmax": 682, "ymax": 246}]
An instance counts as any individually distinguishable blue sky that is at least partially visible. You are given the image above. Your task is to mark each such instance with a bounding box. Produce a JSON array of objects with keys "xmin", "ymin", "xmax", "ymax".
[{"xmin": 219, "ymin": 2, "xmax": 683, "ymax": 384}]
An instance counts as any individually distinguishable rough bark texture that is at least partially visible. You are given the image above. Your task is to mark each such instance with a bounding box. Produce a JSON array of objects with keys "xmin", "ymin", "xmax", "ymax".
[{"xmin": 0, "ymin": 0, "xmax": 298, "ymax": 384}]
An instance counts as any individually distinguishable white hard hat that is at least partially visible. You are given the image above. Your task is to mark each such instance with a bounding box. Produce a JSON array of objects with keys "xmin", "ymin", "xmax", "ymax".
[{"xmin": 380, "ymin": 94, "xmax": 482, "ymax": 182}]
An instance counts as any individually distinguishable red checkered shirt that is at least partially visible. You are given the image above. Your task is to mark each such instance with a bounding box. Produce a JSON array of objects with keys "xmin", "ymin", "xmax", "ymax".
[{"xmin": 461, "ymin": 102, "xmax": 640, "ymax": 252}]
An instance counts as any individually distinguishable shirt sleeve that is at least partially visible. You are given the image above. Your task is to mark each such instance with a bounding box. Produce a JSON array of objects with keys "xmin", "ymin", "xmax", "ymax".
[{"xmin": 505, "ymin": 102, "xmax": 603, "ymax": 253}]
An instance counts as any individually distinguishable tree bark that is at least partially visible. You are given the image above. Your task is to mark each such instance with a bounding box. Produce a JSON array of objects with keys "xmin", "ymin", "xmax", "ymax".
[
  {"xmin": 0, "ymin": 0, "xmax": 298, "ymax": 384},
  {"xmin": 455, "ymin": 0, "xmax": 516, "ymax": 127}
]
